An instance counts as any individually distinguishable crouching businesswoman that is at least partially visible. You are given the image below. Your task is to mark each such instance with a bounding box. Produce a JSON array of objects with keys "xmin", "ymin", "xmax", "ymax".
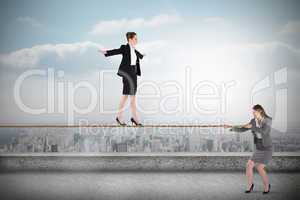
[
  {"xmin": 224, "ymin": 104, "xmax": 273, "ymax": 194},
  {"xmin": 99, "ymin": 32, "xmax": 144, "ymax": 126}
]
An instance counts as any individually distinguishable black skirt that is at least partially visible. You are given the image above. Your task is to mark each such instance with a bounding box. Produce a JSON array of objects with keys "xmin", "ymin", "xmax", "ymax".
[{"xmin": 122, "ymin": 65, "xmax": 137, "ymax": 95}]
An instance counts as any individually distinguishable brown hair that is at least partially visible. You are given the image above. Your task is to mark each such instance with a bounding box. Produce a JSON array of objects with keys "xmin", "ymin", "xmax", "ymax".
[
  {"xmin": 252, "ymin": 104, "xmax": 271, "ymax": 119},
  {"xmin": 126, "ymin": 32, "xmax": 137, "ymax": 41}
]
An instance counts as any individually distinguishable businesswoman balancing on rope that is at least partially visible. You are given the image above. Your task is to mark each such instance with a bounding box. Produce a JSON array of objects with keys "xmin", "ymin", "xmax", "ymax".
[
  {"xmin": 224, "ymin": 104, "xmax": 273, "ymax": 194},
  {"xmin": 99, "ymin": 32, "xmax": 144, "ymax": 126}
]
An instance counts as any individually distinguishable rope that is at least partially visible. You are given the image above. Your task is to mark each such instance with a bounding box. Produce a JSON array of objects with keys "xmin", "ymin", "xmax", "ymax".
[{"xmin": 0, "ymin": 124, "xmax": 226, "ymax": 128}]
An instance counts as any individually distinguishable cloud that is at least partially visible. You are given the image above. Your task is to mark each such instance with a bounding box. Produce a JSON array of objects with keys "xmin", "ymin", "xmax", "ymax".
[
  {"xmin": 277, "ymin": 21, "xmax": 300, "ymax": 48},
  {"xmin": 136, "ymin": 40, "xmax": 167, "ymax": 52},
  {"xmin": 202, "ymin": 17, "xmax": 226, "ymax": 24},
  {"xmin": 0, "ymin": 41, "xmax": 103, "ymax": 68},
  {"xmin": 279, "ymin": 21, "xmax": 300, "ymax": 35},
  {"xmin": 203, "ymin": 41, "xmax": 300, "ymax": 72},
  {"xmin": 89, "ymin": 14, "xmax": 182, "ymax": 35},
  {"xmin": 16, "ymin": 16, "xmax": 43, "ymax": 28},
  {"xmin": 0, "ymin": 40, "xmax": 169, "ymax": 69},
  {"xmin": 233, "ymin": 41, "xmax": 299, "ymax": 54},
  {"xmin": 242, "ymin": 41, "xmax": 300, "ymax": 63}
]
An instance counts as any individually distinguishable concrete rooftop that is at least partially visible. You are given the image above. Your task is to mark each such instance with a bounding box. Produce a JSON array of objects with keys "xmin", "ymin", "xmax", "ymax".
[{"xmin": 0, "ymin": 171, "xmax": 299, "ymax": 200}]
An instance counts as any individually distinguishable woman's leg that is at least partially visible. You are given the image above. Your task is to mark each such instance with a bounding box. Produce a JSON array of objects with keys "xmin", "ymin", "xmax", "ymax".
[
  {"xmin": 246, "ymin": 159, "xmax": 255, "ymax": 189},
  {"xmin": 130, "ymin": 95, "xmax": 139, "ymax": 122},
  {"xmin": 256, "ymin": 163, "xmax": 270, "ymax": 191},
  {"xmin": 117, "ymin": 95, "xmax": 128, "ymax": 120}
]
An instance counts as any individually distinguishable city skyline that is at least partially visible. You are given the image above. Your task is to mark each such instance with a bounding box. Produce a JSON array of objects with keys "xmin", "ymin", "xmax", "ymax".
[{"xmin": 1, "ymin": 126, "xmax": 299, "ymax": 153}]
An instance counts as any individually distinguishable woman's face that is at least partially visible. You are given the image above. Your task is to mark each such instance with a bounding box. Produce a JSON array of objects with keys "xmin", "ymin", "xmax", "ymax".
[
  {"xmin": 129, "ymin": 35, "xmax": 138, "ymax": 46},
  {"xmin": 253, "ymin": 109, "xmax": 262, "ymax": 119}
]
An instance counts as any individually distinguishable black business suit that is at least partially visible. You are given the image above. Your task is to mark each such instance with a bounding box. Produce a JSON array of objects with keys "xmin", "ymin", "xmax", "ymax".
[{"xmin": 105, "ymin": 43, "xmax": 144, "ymax": 95}]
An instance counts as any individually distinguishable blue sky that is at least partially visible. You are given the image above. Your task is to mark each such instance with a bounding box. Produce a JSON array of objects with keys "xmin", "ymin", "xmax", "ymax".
[
  {"xmin": 1, "ymin": 0, "xmax": 300, "ymax": 51},
  {"xmin": 0, "ymin": 0, "xmax": 300, "ymax": 131}
]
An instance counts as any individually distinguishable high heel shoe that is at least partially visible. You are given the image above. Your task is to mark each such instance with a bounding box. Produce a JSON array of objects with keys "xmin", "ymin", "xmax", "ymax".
[
  {"xmin": 130, "ymin": 117, "xmax": 143, "ymax": 126},
  {"xmin": 245, "ymin": 183, "xmax": 254, "ymax": 193},
  {"xmin": 116, "ymin": 117, "xmax": 126, "ymax": 126},
  {"xmin": 263, "ymin": 184, "xmax": 271, "ymax": 194}
]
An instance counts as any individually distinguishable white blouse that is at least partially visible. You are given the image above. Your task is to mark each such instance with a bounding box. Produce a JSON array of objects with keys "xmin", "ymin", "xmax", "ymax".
[
  {"xmin": 129, "ymin": 44, "xmax": 137, "ymax": 66},
  {"xmin": 255, "ymin": 118, "xmax": 263, "ymax": 139}
]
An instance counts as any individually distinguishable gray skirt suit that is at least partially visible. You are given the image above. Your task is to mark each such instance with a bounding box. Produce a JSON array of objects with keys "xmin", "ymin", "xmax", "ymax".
[{"xmin": 231, "ymin": 117, "xmax": 273, "ymax": 165}]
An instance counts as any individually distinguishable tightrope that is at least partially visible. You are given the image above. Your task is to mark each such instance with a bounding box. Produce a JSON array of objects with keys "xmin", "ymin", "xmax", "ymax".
[{"xmin": 0, "ymin": 124, "xmax": 226, "ymax": 128}]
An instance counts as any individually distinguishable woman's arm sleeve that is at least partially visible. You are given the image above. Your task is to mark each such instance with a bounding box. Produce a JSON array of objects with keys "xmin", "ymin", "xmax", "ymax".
[
  {"xmin": 251, "ymin": 118, "xmax": 271, "ymax": 135},
  {"xmin": 135, "ymin": 50, "xmax": 144, "ymax": 59},
  {"xmin": 105, "ymin": 45, "xmax": 124, "ymax": 57},
  {"xmin": 230, "ymin": 119, "xmax": 253, "ymax": 133},
  {"xmin": 230, "ymin": 127, "xmax": 250, "ymax": 132}
]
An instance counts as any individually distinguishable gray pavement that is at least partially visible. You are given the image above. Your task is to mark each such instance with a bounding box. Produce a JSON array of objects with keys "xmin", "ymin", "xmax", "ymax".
[{"xmin": 0, "ymin": 171, "xmax": 299, "ymax": 200}]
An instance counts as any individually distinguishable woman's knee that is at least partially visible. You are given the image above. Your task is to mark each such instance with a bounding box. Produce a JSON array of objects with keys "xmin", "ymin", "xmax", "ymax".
[
  {"xmin": 130, "ymin": 95, "xmax": 136, "ymax": 101},
  {"xmin": 256, "ymin": 164, "xmax": 265, "ymax": 171},
  {"xmin": 246, "ymin": 160, "xmax": 255, "ymax": 169}
]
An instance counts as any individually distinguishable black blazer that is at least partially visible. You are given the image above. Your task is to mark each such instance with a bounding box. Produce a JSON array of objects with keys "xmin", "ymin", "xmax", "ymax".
[{"xmin": 104, "ymin": 43, "xmax": 144, "ymax": 77}]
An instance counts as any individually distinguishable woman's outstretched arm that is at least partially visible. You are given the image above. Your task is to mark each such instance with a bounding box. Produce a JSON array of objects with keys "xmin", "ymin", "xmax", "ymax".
[
  {"xmin": 230, "ymin": 125, "xmax": 251, "ymax": 132},
  {"xmin": 99, "ymin": 45, "xmax": 124, "ymax": 57},
  {"xmin": 135, "ymin": 50, "xmax": 144, "ymax": 59},
  {"xmin": 224, "ymin": 122, "xmax": 252, "ymax": 133}
]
